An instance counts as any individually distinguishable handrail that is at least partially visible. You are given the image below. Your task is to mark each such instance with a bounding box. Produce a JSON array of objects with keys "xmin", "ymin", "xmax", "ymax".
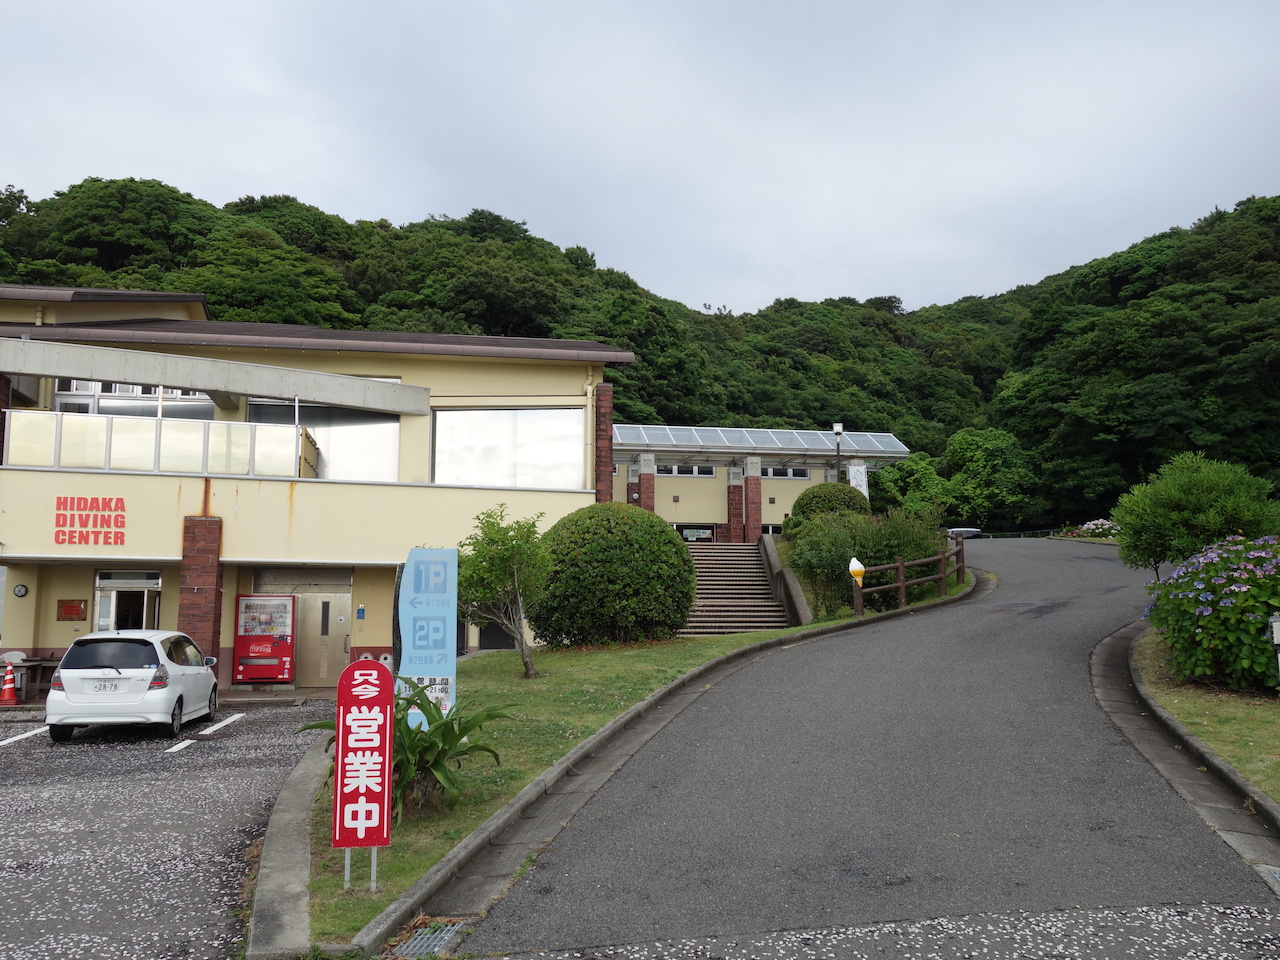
[{"xmin": 852, "ymin": 535, "xmax": 966, "ymax": 617}]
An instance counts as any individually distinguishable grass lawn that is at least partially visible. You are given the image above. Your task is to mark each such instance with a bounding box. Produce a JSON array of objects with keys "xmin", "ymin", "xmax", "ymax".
[
  {"xmin": 1132, "ymin": 627, "xmax": 1280, "ymax": 803},
  {"xmin": 306, "ymin": 571, "xmax": 973, "ymax": 943}
]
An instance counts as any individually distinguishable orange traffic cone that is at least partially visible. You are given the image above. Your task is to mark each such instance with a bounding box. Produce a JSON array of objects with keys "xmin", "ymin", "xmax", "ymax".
[{"xmin": 0, "ymin": 661, "xmax": 21, "ymax": 706}]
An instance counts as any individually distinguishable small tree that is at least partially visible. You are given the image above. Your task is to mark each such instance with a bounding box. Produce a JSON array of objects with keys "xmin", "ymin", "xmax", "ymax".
[
  {"xmin": 1112, "ymin": 452, "xmax": 1280, "ymax": 576},
  {"xmin": 457, "ymin": 505, "xmax": 550, "ymax": 679},
  {"xmin": 528, "ymin": 502, "xmax": 695, "ymax": 647}
]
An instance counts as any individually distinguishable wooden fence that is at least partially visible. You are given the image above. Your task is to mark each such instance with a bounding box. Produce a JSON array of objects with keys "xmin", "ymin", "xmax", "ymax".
[{"xmin": 852, "ymin": 534, "xmax": 966, "ymax": 617}]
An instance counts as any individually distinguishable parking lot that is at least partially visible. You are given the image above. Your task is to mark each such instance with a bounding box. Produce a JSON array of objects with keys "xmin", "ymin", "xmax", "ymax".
[{"xmin": 0, "ymin": 698, "xmax": 333, "ymax": 960}]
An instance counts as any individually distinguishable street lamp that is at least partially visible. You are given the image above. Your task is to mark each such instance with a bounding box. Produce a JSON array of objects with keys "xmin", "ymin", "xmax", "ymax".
[{"xmin": 833, "ymin": 422, "xmax": 844, "ymax": 482}]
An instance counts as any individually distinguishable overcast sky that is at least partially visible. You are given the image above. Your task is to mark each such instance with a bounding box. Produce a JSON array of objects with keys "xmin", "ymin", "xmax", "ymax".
[{"xmin": 7, "ymin": 1, "xmax": 1279, "ymax": 314}]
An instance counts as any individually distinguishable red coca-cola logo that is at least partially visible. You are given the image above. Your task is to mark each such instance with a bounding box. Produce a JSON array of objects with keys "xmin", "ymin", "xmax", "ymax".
[{"xmin": 248, "ymin": 641, "xmax": 274, "ymax": 657}]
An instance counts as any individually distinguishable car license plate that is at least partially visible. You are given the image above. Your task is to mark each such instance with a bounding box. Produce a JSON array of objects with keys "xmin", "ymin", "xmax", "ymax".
[{"xmin": 93, "ymin": 681, "xmax": 119, "ymax": 693}]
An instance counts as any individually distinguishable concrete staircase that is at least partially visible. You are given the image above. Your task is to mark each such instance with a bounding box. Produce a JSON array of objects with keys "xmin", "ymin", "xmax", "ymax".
[{"xmin": 681, "ymin": 542, "xmax": 791, "ymax": 636}]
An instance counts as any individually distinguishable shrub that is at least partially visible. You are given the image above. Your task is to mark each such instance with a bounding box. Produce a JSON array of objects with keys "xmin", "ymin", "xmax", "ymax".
[
  {"xmin": 787, "ymin": 508, "xmax": 948, "ymax": 618},
  {"xmin": 528, "ymin": 502, "xmax": 696, "ymax": 647},
  {"xmin": 782, "ymin": 482, "xmax": 871, "ymax": 538},
  {"xmin": 297, "ymin": 679, "xmax": 511, "ymax": 818},
  {"xmin": 1061, "ymin": 518, "xmax": 1119, "ymax": 539},
  {"xmin": 1112, "ymin": 452, "xmax": 1280, "ymax": 575},
  {"xmin": 1146, "ymin": 536, "xmax": 1280, "ymax": 691}
]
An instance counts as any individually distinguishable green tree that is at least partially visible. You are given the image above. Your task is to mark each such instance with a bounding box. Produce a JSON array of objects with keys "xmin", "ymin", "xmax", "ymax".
[
  {"xmin": 1111, "ymin": 452, "xmax": 1280, "ymax": 575},
  {"xmin": 870, "ymin": 451, "xmax": 951, "ymax": 518},
  {"xmin": 941, "ymin": 428, "xmax": 1044, "ymax": 529},
  {"xmin": 528, "ymin": 503, "xmax": 695, "ymax": 647},
  {"xmin": 457, "ymin": 505, "xmax": 550, "ymax": 679}
]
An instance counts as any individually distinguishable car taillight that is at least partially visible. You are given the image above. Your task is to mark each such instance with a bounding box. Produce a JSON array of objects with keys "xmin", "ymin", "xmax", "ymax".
[
  {"xmin": 50, "ymin": 668, "xmax": 63, "ymax": 691},
  {"xmin": 149, "ymin": 664, "xmax": 170, "ymax": 689}
]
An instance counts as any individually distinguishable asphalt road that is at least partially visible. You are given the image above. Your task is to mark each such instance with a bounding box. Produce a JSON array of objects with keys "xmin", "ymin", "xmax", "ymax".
[
  {"xmin": 458, "ymin": 538, "xmax": 1280, "ymax": 959},
  {"xmin": 0, "ymin": 699, "xmax": 330, "ymax": 960}
]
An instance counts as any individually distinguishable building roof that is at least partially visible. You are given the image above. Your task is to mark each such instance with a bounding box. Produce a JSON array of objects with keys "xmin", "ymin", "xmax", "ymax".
[
  {"xmin": 2, "ymin": 318, "xmax": 635, "ymax": 364},
  {"xmin": 613, "ymin": 423, "xmax": 909, "ymax": 465},
  {"xmin": 0, "ymin": 284, "xmax": 210, "ymax": 309},
  {"xmin": 0, "ymin": 282, "xmax": 634, "ymax": 365}
]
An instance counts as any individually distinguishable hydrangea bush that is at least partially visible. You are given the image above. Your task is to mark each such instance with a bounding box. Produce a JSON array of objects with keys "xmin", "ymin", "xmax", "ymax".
[
  {"xmin": 1061, "ymin": 519, "xmax": 1119, "ymax": 538},
  {"xmin": 1145, "ymin": 535, "xmax": 1280, "ymax": 690}
]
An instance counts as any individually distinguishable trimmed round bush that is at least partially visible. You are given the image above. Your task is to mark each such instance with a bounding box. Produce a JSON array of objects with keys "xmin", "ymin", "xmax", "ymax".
[
  {"xmin": 782, "ymin": 482, "xmax": 871, "ymax": 538},
  {"xmin": 791, "ymin": 482, "xmax": 871, "ymax": 519},
  {"xmin": 528, "ymin": 502, "xmax": 696, "ymax": 647},
  {"xmin": 1146, "ymin": 535, "xmax": 1280, "ymax": 690}
]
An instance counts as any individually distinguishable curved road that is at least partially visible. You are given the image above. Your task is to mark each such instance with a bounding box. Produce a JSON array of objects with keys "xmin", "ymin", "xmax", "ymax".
[{"xmin": 459, "ymin": 538, "xmax": 1280, "ymax": 959}]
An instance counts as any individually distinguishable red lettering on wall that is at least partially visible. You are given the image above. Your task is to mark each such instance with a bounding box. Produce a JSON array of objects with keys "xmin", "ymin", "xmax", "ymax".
[{"xmin": 53, "ymin": 497, "xmax": 126, "ymax": 546}]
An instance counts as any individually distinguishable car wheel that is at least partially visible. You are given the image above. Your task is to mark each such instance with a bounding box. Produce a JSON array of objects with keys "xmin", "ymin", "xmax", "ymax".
[
  {"xmin": 49, "ymin": 724, "xmax": 74, "ymax": 743},
  {"xmin": 166, "ymin": 699, "xmax": 183, "ymax": 739},
  {"xmin": 206, "ymin": 686, "xmax": 218, "ymax": 723}
]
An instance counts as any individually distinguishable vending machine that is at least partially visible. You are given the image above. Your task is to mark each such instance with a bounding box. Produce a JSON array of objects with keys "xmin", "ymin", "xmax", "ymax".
[{"xmin": 233, "ymin": 594, "xmax": 296, "ymax": 683}]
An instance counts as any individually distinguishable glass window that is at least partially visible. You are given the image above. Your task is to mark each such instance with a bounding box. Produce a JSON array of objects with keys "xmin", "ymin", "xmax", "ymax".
[
  {"xmin": 61, "ymin": 639, "xmax": 158, "ymax": 670},
  {"xmin": 249, "ymin": 402, "xmax": 399, "ymax": 481},
  {"xmin": 434, "ymin": 408, "xmax": 584, "ymax": 490}
]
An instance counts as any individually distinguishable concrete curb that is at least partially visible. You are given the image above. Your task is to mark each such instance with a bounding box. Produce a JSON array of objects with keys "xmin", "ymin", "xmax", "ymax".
[
  {"xmin": 1126, "ymin": 627, "xmax": 1280, "ymax": 837},
  {"xmin": 259, "ymin": 570, "xmax": 984, "ymax": 958}
]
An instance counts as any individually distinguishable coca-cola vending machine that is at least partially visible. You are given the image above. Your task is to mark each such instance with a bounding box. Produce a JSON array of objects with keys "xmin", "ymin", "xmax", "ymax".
[{"xmin": 233, "ymin": 594, "xmax": 296, "ymax": 683}]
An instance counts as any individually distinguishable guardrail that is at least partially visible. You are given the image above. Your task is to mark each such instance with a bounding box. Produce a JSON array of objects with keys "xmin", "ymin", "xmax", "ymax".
[{"xmin": 852, "ymin": 535, "xmax": 966, "ymax": 617}]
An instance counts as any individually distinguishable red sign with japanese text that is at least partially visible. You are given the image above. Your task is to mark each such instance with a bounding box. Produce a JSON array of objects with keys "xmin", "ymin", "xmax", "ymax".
[{"xmin": 332, "ymin": 660, "xmax": 395, "ymax": 848}]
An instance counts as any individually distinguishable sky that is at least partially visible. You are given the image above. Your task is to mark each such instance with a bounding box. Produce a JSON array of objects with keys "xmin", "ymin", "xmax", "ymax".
[{"xmin": 6, "ymin": 1, "xmax": 1280, "ymax": 314}]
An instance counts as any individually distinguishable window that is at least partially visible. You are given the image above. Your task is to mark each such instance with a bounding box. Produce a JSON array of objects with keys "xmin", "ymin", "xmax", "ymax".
[
  {"xmin": 763, "ymin": 467, "xmax": 809, "ymax": 478},
  {"xmin": 656, "ymin": 465, "xmax": 715, "ymax": 477},
  {"xmin": 434, "ymin": 408, "xmax": 585, "ymax": 490},
  {"xmin": 249, "ymin": 398, "xmax": 399, "ymax": 482}
]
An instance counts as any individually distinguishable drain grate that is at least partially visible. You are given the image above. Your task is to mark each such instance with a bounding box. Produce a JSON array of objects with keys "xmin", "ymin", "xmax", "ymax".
[{"xmin": 392, "ymin": 921, "xmax": 465, "ymax": 958}]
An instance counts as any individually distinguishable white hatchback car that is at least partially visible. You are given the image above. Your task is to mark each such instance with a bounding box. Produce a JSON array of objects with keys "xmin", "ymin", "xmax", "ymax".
[{"xmin": 45, "ymin": 630, "xmax": 219, "ymax": 742}]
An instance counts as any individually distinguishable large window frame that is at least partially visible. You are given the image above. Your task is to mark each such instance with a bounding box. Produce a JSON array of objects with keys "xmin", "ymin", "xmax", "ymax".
[{"xmin": 432, "ymin": 407, "xmax": 586, "ymax": 490}]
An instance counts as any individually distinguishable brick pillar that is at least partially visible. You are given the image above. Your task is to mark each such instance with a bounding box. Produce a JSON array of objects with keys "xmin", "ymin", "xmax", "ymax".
[
  {"xmin": 727, "ymin": 466, "xmax": 744, "ymax": 543},
  {"xmin": 178, "ymin": 516, "xmax": 225, "ymax": 684},
  {"xmin": 638, "ymin": 453, "xmax": 656, "ymax": 512},
  {"xmin": 594, "ymin": 383, "xmax": 615, "ymax": 503},
  {"xmin": 744, "ymin": 456, "xmax": 762, "ymax": 543}
]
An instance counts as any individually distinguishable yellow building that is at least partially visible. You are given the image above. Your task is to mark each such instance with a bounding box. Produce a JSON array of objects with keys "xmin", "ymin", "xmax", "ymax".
[
  {"xmin": 0, "ymin": 284, "xmax": 909, "ymax": 691},
  {"xmin": 0, "ymin": 284, "xmax": 630, "ymax": 689},
  {"xmin": 611, "ymin": 423, "xmax": 910, "ymax": 542}
]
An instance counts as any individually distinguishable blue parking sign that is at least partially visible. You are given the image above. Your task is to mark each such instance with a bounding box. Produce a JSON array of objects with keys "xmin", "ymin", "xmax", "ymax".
[{"xmin": 397, "ymin": 548, "xmax": 457, "ymax": 726}]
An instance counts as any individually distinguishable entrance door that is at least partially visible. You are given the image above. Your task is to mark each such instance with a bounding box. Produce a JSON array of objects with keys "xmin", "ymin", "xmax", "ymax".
[
  {"xmin": 94, "ymin": 571, "xmax": 162, "ymax": 631},
  {"xmin": 252, "ymin": 568, "xmax": 353, "ymax": 687}
]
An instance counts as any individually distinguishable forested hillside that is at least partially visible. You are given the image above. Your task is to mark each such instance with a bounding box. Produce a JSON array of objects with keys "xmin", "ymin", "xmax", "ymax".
[{"xmin": 1, "ymin": 179, "xmax": 1277, "ymax": 527}]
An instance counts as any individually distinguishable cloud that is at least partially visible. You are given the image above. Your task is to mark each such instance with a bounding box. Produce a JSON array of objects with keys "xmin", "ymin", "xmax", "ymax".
[{"xmin": 5, "ymin": 0, "xmax": 1279, "ymax": 313}]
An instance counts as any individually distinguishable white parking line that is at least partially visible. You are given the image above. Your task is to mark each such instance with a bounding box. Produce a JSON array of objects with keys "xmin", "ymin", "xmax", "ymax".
[
  {"xmin": 0, "ymin": 726, "xmax": 49, "ymax": 746},
  {"xmin": 164, "ymin": 711, "xmax": 247, "ymax": 753},
  {"xmin": 203, "ymin": 712, "xmax": 246, "ymax": 734}
]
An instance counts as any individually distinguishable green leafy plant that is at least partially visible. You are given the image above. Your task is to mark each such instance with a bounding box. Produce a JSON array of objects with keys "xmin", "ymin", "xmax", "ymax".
[
  {"xmin": 781, "ymin": 482, "xmax": 871, "ymax": 538},
  {"xmin": 457, "ymin": 504, "xmax": 550, "ymax": 679},
  {"xmin": 1060, "ymin": 518, "xmax": 1119, "ymax": 538},
  {"xmin": 527, "ymin": 502, "xmax": 695, "ymax": 647},
  {"xmin": 1112, "ymin": 452, "xmax": 1280, "ymax": 576},
  {"xmin": 787, "ymin": 507, "xmax": 947, "ymax": 617},
  {"xmin": 1145, "ymin": 535, "xmax": 1280, "ymax": 691},
  {"xmin": 297, "ymin": 679, "xmax": 512, "ymax": 820}
]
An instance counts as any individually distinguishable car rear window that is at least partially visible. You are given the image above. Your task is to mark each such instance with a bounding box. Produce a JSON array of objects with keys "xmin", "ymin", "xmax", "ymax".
[{"xmin": 61, "ymin": 639, "xmax": 159, "ymax": 670}]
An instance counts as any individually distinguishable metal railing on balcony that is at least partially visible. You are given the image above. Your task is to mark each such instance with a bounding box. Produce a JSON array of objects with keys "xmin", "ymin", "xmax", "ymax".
[{"xmin": 2, "ymin": 409, "xmax": 318, "ymax": 479}]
